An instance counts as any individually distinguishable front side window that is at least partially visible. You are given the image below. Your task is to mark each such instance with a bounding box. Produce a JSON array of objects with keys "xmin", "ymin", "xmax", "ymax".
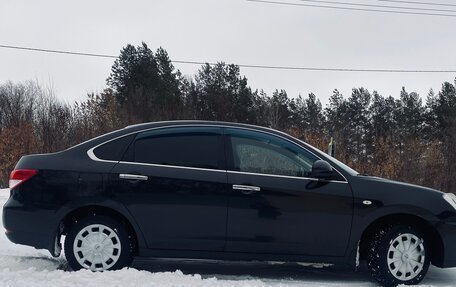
[
  {"xmin": 129, "ymin": 127, "xmax": 223, "ymax": 170},
  {"xmin": 227, "ymin": 128, "xmax": 318, "ymax": 177}
]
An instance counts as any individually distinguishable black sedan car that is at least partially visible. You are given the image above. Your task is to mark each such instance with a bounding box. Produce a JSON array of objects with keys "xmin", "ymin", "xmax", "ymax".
[{"xmin": 3, "ymin": 121, "xmax": 456, "ymax": 286}]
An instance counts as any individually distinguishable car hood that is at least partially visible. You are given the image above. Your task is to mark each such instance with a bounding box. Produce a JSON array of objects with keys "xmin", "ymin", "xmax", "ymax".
[
  {"xmin": 349, "ymin": 174, "xmax": 449, "ymax": 216},
  {"xmin": 356, "ymin": 175, "xmax": 443, "ymax": 195}
]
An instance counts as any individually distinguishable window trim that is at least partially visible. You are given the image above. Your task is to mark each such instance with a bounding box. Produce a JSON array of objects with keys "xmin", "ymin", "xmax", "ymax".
[
  {"xmin": 113, "ymin": 160, "xmax": 227, "ymax": 173},
  {"xmin": 86, "ymin": 124, "xmax": 348, "ymax": 183}
]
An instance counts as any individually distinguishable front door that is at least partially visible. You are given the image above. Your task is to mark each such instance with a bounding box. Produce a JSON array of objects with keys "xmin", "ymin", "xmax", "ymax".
[
  {"xmin": 224, "ymin": 128, "xmax": 353, "ymax": 256},
  {"xmin": 111, "ymin": 126, "xmax": 229, "ymax": 251}
]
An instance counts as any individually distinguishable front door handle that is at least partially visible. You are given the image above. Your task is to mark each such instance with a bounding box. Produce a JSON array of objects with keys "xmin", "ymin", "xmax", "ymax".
[
  {"xmin": 119, "ymin": 174, "xmax": 148, "ymax": 181},
  {"xmin": 232, "ymin": 184, "xmax": 261, "ymax": 194}
]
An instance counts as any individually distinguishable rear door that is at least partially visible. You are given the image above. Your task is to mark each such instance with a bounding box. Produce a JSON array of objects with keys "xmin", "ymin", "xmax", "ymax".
[
  {"xmin": 224, "ymin": 128, "xmax": 353, "ymax": 256},
  {"xmin": 111, "ymin": 126, "xmax": 229, "ymax": 251}
]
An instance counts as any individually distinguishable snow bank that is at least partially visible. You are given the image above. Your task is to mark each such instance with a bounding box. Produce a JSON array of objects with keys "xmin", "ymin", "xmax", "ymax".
[
  {"xmin": 1, "ymin": 188, "xmax": 456, "ymax": 286},
  {"xmin": 0, "ymin": 268, "xmax": 280, "ymax": 287}
]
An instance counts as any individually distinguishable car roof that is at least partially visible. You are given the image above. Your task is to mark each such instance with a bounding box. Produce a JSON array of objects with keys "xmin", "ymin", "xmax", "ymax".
[
  {"xmin": 68, "ymin": 120, "xmax": 288, "ymax": 153},
  {"xmin": 124, "ymin": 120, "xmax": 272, "ymax": 131}
]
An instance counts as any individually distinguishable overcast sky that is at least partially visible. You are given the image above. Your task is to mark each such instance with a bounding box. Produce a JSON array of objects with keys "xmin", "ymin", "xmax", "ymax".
[{"xmin": 1, "ymin": 0, "xmax": 455, "ymax": 105}]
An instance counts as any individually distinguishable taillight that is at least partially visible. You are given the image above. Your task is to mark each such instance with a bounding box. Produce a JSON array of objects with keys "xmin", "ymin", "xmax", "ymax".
[{"xmin": 9, "ymin": 169, "xmax": 37, "ymax": 189}]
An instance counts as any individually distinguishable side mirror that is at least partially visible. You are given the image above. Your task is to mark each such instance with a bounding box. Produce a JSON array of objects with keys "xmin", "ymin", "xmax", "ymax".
[{"xmin": 311, "ymin": 160, "xmax": 333, "ymax": 179}]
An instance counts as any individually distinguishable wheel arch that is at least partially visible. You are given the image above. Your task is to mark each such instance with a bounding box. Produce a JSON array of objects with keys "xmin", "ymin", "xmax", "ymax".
[
  {"xmin": 359, "ymin": 213, "xmax": 444, "ymax": 266},
  {"xmin": 61, "ymin": 205, "xmax": 141, "ymax": 256}
]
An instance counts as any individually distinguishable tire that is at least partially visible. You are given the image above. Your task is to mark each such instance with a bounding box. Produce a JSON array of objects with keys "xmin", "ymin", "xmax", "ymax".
[
  {"xmin": 366, "ymin": 224, "xmax": 430, "ymax": 287},
  {"xmin": 64, "ymin": 215, "xmax": 134, "ymax": 271}
]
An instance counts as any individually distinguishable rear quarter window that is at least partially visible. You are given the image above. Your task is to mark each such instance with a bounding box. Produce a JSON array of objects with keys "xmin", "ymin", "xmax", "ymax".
[{"xmin": 93, "ymin": 134, "xmax": 136, "ymax": 161}]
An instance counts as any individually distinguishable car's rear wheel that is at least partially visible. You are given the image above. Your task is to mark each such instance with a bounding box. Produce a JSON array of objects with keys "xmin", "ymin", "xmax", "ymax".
[
  {"xmin": 366, "ymin": 224, "xmax": 430, "ymax": 287},
  {"xmin": 65, "ymin": 215, "xmax": 133, "ymax": 271}
]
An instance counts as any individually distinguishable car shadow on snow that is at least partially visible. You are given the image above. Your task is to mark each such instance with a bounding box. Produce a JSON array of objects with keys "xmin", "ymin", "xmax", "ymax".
[
  {"xmin": 131, "ymin": 258, "xmax": 374, "ymax": 284},
  {"xmin": 131, "ymin": 259, "xmax": 456, "ymax": 286}
]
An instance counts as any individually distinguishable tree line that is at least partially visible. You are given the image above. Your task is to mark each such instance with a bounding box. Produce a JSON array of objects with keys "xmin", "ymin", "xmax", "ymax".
[{"xmin": 1, "ymin": 42, "xmax": 455, "ymax": 192}]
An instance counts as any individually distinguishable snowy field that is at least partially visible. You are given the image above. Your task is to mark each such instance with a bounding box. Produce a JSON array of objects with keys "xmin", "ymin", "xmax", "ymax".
[{"xmin": 1, "ymin": 188, "xmax": 456, "ymax": 286}]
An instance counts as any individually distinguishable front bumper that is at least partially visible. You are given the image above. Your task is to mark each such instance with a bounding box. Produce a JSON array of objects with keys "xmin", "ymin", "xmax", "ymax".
[
  {"xmin": 435, "ymin": 220, "xmax": 456, "ymax": 268},
  {"xmin": 2, "ymin": 195, "xmax": 58, "ymax": 253}
]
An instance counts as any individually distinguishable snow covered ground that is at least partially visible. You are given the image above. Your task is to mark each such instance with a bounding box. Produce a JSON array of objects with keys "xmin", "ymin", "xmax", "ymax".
[{"xmin": 1, "ymin": 188, "xmax": 456, "ymax": 286}]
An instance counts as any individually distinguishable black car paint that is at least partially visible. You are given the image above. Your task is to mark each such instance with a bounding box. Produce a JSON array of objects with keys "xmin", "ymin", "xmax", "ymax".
[
  {"xmin": 3, "ymin": 120, "xmax": 456, "ymax": 269},
  {"xmin": 225, "ymin": 172, "xmax": 353, "ymax": 257}
]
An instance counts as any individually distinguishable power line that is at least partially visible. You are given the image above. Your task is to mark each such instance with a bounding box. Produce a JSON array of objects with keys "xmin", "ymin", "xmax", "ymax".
[
  {"xmin": 378, "ymin": 0, "xmax": 456, "ymax": 7},
  {"xmin": 247, "ymin": 0, "xmax": 456, "ymax": 17},
  {"xmin": 0, "ymin": 44, "xmax": 117, "ymax": 59},
  {"xmin": 294, "ymin": 0, "xmax": 456, "ymax": 13},
  {"xmin": 0, "ymin": 44, "xmax": 207, "ymax": 65},
  {"xmin": 1, "ymin": 44, "xmax": 455, "ymax": 73}
]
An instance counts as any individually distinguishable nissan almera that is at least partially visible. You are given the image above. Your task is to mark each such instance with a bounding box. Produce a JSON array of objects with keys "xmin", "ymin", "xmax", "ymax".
[{"xmin": 3, "ymin": 121, "xmax": 456, "ymax": 287}]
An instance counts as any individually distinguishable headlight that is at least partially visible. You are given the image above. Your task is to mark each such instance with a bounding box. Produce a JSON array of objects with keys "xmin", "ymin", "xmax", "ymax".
[{"xmin": 443, "ymin": 193, "xmax": 456, "ymax": 210}]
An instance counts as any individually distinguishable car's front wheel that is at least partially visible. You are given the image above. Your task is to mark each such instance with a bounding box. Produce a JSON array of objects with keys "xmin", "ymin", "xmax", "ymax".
[
  {"xmin": 366, "ymin": 224, "xmax": 430, "ymax": 287},
  {"xmin": 64, "ymin": 215, "xmax": 133, "ymax": 271}
]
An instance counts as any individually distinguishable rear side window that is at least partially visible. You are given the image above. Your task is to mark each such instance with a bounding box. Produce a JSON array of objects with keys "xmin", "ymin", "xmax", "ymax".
[
  {"xmin": 129, "ymin": 127, "xmax": 223, "ymax": 170},
  {"xmin": 93, "ymin": 134, "xmax": 135, "ymax": 161}
]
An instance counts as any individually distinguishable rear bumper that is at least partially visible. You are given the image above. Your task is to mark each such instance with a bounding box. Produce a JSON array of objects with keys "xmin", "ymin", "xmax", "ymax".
[
  {"xmin": 2, "ymin": 196, "xmax": 58, "ymax": 253},
  {"xmin": 5, "ymin": 229, "xmax": 51, "ymax": 250}
]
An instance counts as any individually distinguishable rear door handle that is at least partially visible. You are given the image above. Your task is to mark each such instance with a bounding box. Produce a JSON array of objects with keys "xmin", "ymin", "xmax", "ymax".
[
  {"xmin": 232, "ymin": 184, "xmax": 261, "ymax": 193},
  {"xmin": 119, "ymin": 174, "xmax": 148, "ymax": 181}
]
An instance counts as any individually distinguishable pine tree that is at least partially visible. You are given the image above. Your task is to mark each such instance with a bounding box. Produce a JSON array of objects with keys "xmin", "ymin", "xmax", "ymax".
[{"xmin": 107, "ymin": 43, "xmax": 183, "ymax": 123}]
